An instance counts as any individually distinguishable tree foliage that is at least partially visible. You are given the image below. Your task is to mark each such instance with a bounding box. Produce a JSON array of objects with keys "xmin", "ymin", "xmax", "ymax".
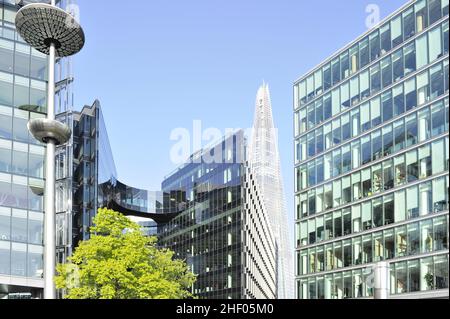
[{"xmin": 55, "ymin": 208, "xmax": 196, "ymax": 299}]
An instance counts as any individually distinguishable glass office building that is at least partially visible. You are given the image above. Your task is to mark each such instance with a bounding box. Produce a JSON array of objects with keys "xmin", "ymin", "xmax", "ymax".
[
  {"xmin": 294, "ymin": 0, "xmax": 449, "ymax": 299},
  {"xmin": 159, "ymin": 131, "xmax": 277, "ymax": 299}
]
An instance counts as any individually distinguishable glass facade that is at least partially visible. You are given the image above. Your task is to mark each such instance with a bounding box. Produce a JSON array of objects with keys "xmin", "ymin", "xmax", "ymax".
[
  {"xmin": 294, "ymin": 0, "xmax": 449, "ymax": 299},
  {"xmin": 158, "ymin": 131, "xmax": 276, "ymax": 299}
]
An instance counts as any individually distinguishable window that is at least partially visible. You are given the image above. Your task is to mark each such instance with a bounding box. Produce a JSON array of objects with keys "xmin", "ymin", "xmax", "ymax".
[
  {"xmin": 30, "ymin": 50, "xmax": 47, "ymax": 80},
  {"xmin": 307, "ymin": 133, "xmax": 315, "ymax": 158},
  {"xmin": 332, "ymin": 88, "xmax": 340, "ymax": 117},
  {"xmin": 342, "ymin": 145, "xmax": 351, "ymax": 174},
  {"xmin": 333, "ymin": 211, "xmax": 342, "ymax": 238},
  {"xmin": 418, "ymin": 107, "xmax": 431, "ymax": 142},
  {"xmin": 362, "ymin": 168, "xmax": 372, "ymax": 198},
  {"xmin": 352, "ymin": 172, "xmax": 361, "ymax": 200},
  {"xmin": 385, "ymin": 229, "xmax": 395, "ymax": 260},
  {"xmin": 373, "ymin": 198, "xmax": 383, "ymax": 228},
  {"xmin": 428, "ymin": 26, "xmax": 442, "ymax": 63},
  {"xmin": 362, "ymin": 201, "xmax": 372, "ymax": 230},
  {"xmin": 324, "ymin": 94, "xmax": 332, "ymax": 121},
  {"xmin": 407, "ymin": 223, "xmax": 420, "ymax": 255},
  {"xmin": 316, "ymin": 216, "xmax": 324, "ymax": 242},
  {"xmin": 28, "ymin": 245, "xmax": 43, "ymax": 278},
  {"xmin": 332, "ymin": 58, "xmax": 340, "ymax": 86},
  {"xmin": 405, "ymin": 78, "xmax": 417, "ymax": 111},
  {"xmin": 332, "ymin": 149, "xmax": 341, "ymax": 177},
  {"xmin": 431, "ymin": 101, "xmax": 445, "ymax": 136},
  {"xmin": 362, "ymin": 234, "xmax": 372, "ymax": 263},
  {"xmin": 434, "ymin": 255, "xmax": 449, "ymax": 289},
  {"xmin": 404, "ymin": 42, "xmax": 416, "ymax": 75},
  {"xmin": 386, "ymin": 125, "xmax": 396, "ymax": 159},
  {"xmin": 307, "ymin": 104, "xmax": 315, "ymax": 130},
  {"xmin": 350, "ymin": 45, "xmax": 359, "ymax": 75},
  {"xmin": 406, "ymin": 150, "xmax": 419, "ymax": 183},
  {"xmin": 342, "ymin": 176, "xmax": 351, "ymax": 204},
  {"xmin": 380, "ymin": 23, "xmax": 391, "ymax": 54},
  {"xmin": 360, "ymin": 37, "xmax": 370, "ymax": 68},
  {"xmin": 371, "ymin": 97, "xmax": 381, "ymax": 127},
  {"xmin": 0, "ymin": 39, "xmax": 13, "ymax": 73},
  {"xmin": 325, "ymin": 213, "xmax": 333, "ymax": 239},
  {"xmin": 360, "ymin": 70, "xmax": 370, "ymax": 99},
  {"xmin": 315, "ymin": 70, "xmax": 323, "ymax": 96},
  {"xmin": 407, "ymin": 185, "xmax": 419, "ymax": 218},
  {"xmin": 443, "ymin": 21, "xmax": 449, "ymax": 54},
  {"xmin": 393, "ymin": 85, "xmax": 404, "ymax": 116},
  {"xmin": 403, "ymin": 7, "xmax": 415, "ymax": 40},
  {"xmin": 353, "ymin": 237, "xmax": 362, "ymax": 265},
  {"xmin": 392, "ymin": 49, "xmax": 404, "ymax": 82},
  {"xmin": 323, "ymin": 64, "xmax": 331, "ymax": 92},
  {"xmin": 396, "ymin": 226, "xmax": 407, "ymax": 257},
  {"xmin": 395, "ymin": 189, "xmax": 406, "ymax": 222},
  {"xmin": 406, "ymin": 113, "xmax": 418, "ymax": 147},
  {"xmin": 11, "ymin": 243, "xmax": 26, "ymax": 277},
  {"xmin": 308, "ymin": 161, "xmax": 315, "ymax": 188},
  {"xmin": 417, "ymin": 71, "xmax": 430, "ymax": 105},
  {"xmin": 333, "ymin": 242, "xmax": 343, "ymax": 269},
  {"xmin": 0, "ymin": 72, "xmax": 13, "ymax": 106},
  {"xmin": 430, "ymin": 63, "xmax": 444, "ymax": 99},
  {"xmin": 307, "ymin": 75, "xmax": 314, "ymax": 101},
  {"xmin": 316, "ymin": 157, "xmax": 324, "ymax": 184},
  {"xmin": 340, "ymin": 81, "xmax": 350, "ymax": 109},
  {"xmin": 299, "ymin": 81, "xmax": 306, "ymax": 106},
  {"xmin": 419, "ymin": 182, "xmax": 432, "ymax": 215},
  {"xmin": 361, "ymin": 102, "xmax": 371, "ymax": 132},
  {"xmin": 429, "ymin": 0, "xmax": 443, "ymax": 24},
  {"xmin": 433, "ymin": 215, "xmax": 448, "ymax": 250},
  {"xmin": 352, "ymin": 140, "xmax": 361, "ymax": 170},
  {"xmin": 381, "ymin": 56, "xmax": 392, "ymax": 88},
  {"xmin": 421, "ymin": 219, "xmax": 434, "ymax": 253},
  {"xmin": 383, "ymin": 159, "xmax": 394, "ymax": 190},
  {"xmin": 416, "ymin": 34, "xmax": 428, "ymax": 70},
  {"xmin": 0, "ymin": 241, "xmax": 10, "ymax": 275},
  {"xmin": 408, "ymin": 260, "xmax": 420, "ymax": 292},
  {"xmin": 370, "ymin": 63, "xmax": 381, "ymax": 94},
  {"xmin": 372, "ymin": 130, "xmax": 382, "ymax": 161},
  {"xmin": 419, "ymin": 144, "xmax": 432, "ymax": 179},
  {"xmin": 341, "ymin": 52, "xmax": 350, "ymax": 80},
  {"xmin": 350, "ymin": 75, "xmax": 359, "ymax": 106},
  {"xmin": 333, "ymin": 180, "xmax": 341, "ymax": 207},
  {"xmin": 344, "ymin": 210, "xmax": 352, "ymax": 236},
  {"xmin": 394, "ymin": 119, "xmax": 405, "ymax": 153},
  {"xmin": 352, "ymin": 205, "xmax": 361, "ymax": 233},
  {"xmin": 351, "ymin": 108, "xmax": 360, "ymax": 137},
  {"xmin": 342, "ymin": 113, "xmax": 350, "ymax": 142},
  {"xmin": 391, "ymin": 15, "xmax": 403, "ymax": 48},
  {"xmin": 382, "ymin": 91, "xmax": 393, "ymax": 122},
  {"xmin": 361, "ymin": 135, "xmax": 371, "ymax": 165},
  {"xmin": 369, "ymin": 31, "xmax": 380, "ymax": 61},
  {"xmin": 14, "ymin": 43, "xmax": 30, "ymax": 78},
  {"xmin": 415, "ymin": 0, "xmax": 428, "ymax": 33},
  {"xmin": 316, "ymin": 100, "xmax": 324, "ymax": 125},
  {"xmin": 433, "ymin": 177, "xmax": 448, "ymax": 213}
]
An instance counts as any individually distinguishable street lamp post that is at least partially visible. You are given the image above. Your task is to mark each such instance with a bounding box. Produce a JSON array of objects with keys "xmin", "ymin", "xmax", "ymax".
[{"xmin": 15, "ymin": 1, "xmax": 85, "ymax": 299}]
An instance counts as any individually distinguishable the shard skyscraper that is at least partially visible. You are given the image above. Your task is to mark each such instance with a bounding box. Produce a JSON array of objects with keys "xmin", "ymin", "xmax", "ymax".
[{"xmin": 248, "ymin": 83, "xmax": 294, "ymax": 299}]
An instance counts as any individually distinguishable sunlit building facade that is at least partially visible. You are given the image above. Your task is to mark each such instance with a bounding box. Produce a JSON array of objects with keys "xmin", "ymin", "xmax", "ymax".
[
  {"xmin": 294, "ymin": 0, "xmax": 449, "ymax": 299},
  {"xmin": 159, "ymin": 131, "xmax": 277, "ymax": 299}
]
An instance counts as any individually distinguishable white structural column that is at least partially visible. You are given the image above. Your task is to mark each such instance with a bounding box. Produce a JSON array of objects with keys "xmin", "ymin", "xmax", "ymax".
[
  {"xmin": 374, "ymin": 261, "xmax": 390, "ymax": 299},
  {"xmin": 44, "ymin": 40, "xmax": 56, "ymax": 300}
]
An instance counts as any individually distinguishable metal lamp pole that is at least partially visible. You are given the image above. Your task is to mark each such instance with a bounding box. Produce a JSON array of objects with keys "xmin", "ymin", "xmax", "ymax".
[{"xmin": 15, "ymin": 1, "xmax": 85, "ymax": 299}]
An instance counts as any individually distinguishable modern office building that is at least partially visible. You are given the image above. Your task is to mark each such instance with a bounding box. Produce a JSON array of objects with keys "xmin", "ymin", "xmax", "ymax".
[
  {"xmin": 159, "ymin": 131, "xmax": 277, "ymax": 299},
  {"xmin": 0, "ymin": 0, "xmax": 75, "ymax": 299},
  {"xmin": 294, "ymin": 0, "xmax": 449, "ymax": 299},
  {"xmin": 248, "ymin": 83, "xmax": 294, "ymax": 299}
]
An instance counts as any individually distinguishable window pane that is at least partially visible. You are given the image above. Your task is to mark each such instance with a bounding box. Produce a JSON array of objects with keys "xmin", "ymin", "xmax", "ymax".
[
  {"xmin": 391, "ymin": 15, "xmax": 403, "ymax": 47},
  {"xmin": 428, "ymin": 26, "xmax": 442, "ymax": 63},
  {"xmin": 416, "ymin": 34, "xmax": 429, "ymax": 69},
  {"xmin": 381, "ymin": 56, "xmax": 392, "ymax": 88},
  {"xmin": 405, "ymin": 78, "xmax": 417, "ymax": 111},
  {"xmin": 403, "ymin": 8, "xmax": 415, "ymax": 40},
  {"xmin": 380, "ymin": 23, "xmax": 391, "ymax": 53},
  {"xmin": 430, "ymin": 63, "xmax": 444, "ymax": 99},
  {"xmin": 404, "ymin": 42, "xmax": 416, "ymax": 75},
  {"xmin": 392, "ymin": 49, "xmax": 404, "ymax": 82},
  {"xmin": 0, "ymin": 39, "xmax": 13, "ymax": 73},
  {"xmin": 431, "ymin": 101, "xmax": 445, "ymax": 136}
]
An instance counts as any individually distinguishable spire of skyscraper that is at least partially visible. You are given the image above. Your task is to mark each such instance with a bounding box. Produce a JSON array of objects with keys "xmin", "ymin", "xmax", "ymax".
[{"xmin": 248, "ymin": 83, "xmax": 294, "ymax": 299}]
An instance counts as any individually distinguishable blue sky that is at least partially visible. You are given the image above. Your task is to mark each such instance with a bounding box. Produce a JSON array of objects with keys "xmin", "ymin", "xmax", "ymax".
[{"xmin": 74, "ymin": 0, "xmax": 408, "ymax": 234}]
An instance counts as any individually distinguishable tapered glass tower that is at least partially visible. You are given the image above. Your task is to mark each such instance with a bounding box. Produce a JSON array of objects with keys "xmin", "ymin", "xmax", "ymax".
[{"xmin": 248, "ymin": 83, "xmax": 294, "ymax": 299}]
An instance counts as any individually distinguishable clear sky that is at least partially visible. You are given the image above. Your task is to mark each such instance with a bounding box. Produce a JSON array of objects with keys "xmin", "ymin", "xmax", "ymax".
[{"xmin": 73, "ymin": 0, "xmax": 408, "ymax": 237}]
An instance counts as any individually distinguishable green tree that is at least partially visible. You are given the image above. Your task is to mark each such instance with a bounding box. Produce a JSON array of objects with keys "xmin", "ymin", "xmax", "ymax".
[{"xmin": 55, "ymin": 208, "xmax": 196, "ymax": 299}]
